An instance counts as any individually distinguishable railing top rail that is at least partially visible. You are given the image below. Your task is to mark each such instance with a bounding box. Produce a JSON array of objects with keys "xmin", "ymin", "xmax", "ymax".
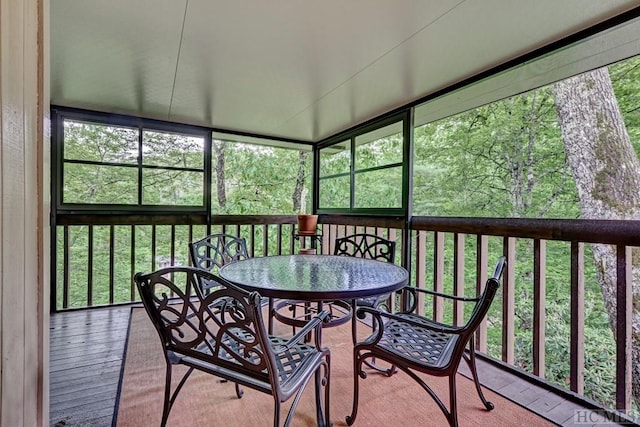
[
  {"xmin": 55, "ymin": 213, "xmax": 208, "ymax": 226},
  {"xmin": 211, "ymin": 215, "xmax": 297, "ymax": 225},
  {"xmin": 319, "ymin": 214, "xmax": 405, "ymax": 229},
  {"xmin": 55, "ymin": 213, "xmax": 640, "ymax": 246},
  {"xmin": 411, "ymin": 216, "xmax": 640, "ymax": 246}
]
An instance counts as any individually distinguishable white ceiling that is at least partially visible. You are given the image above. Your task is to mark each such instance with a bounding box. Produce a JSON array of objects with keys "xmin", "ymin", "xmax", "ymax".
[{"xmin": 50, "ymin": 0, "xmax": 639, "ymax": 143}]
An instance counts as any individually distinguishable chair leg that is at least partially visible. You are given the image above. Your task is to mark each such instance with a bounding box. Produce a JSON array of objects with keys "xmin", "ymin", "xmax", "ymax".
[
  {"xmin": 362, "ymin": 357, "xmax": 397, "ymax": 377},
  {"xmin": 161, "ymin": 363, "xmax": 194, "ymax": 427},
  {"xmin": 323, "ymin": 356, "xmax": 331, "ymax": 427},
  {"xmin": 314, "ymin": 367, "xmax": 323, "ymax": 426},
  {"xmin": 268, "ymin": 297, "xmax": 274, "ymax": 334},
  {"xmin": 312, "ymin": 358, "xmax": 331, "ymax": 427},
  {"xmin": 161, "ymin": 363, "xmax": 172, "ymax": 427},
  {"xmin": 464, "ymin": 341, "xmax": 494, "ymax": 410},
  {"xmin": 346, "ymin": 350, "xmax": 363, "ymax": 426},
  {"xmin": 351, "ymin": 300, "xmax": 358, "ymax": 345},
  {"xmin": 448, "ymin": 375, "xmax": 459, "ymax": 427},
  {"xmin": 273, "ymin": 401, "xmax": 281, "ymax": 427},
  {"xmin": 234, "ymin": 382, "xmax": 244, "ymax": 399},
  {"xmin": 282, "ymin": 365, "xmax": 323, "ymax": 427},
  {"xmin": 218, "ymin": 378, "xmax": 243, "ymax": 398},
  {"xmin": 353, "ymin": 303, "xmax": 396, "ymax": 377}
]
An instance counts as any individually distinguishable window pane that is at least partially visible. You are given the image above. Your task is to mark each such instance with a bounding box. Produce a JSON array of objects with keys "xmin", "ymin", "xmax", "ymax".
[
  {"xmin": 212, "ymin": 140, "xmax": 312, "ymax": 214},
  {"xmin": 143, "ymin": 130, "xmax": 205, "ymax": 169},
  {"xmin": 354, "ymin": 167, "xmax": 402, "ymax": 208},
  {"xmin": 319, "ymin": 140, "xmax": 350, "ymax": 177},
  {"xmin": 63, "ymin": 120, "xmax": 138, "ymax": 164},
  {"xmin": 142, "ymin": 169, "xmax": 204, "ymax": 205},
  {"xmin": 319, "ymin": 176, "xmax": 350, "ymax": 208},
  {"xmin": 63, "ymin": 164, "xmax": 138, "ymax": 204},
  {"xmin": 355, "ymin": 122, "xmax": 403, "ymax": 170}
]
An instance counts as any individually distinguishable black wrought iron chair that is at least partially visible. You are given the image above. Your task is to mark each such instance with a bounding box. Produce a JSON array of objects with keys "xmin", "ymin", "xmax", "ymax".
[
  {"xmin": 346, "ymin": 257, "xmax": 506, "ymax": 427},
  {"xmin": 334, "ymin": 233, "xmax": 397, "ymax": 376},
  {"xmin": 188, "ymin": 233, "xmax": 250, "ymax": 274},
  {"xmin": 189, "ymin": 232, "xmax": 279, "ymax": 334},
  {"xmin": 134, "ymin": 266, "xmax": 331, "ymax": 427},
  {"xmin": 188, "ymin": 232, "xmax": 248, "ymax": 302},
  {"xmin": 333, "ymin": 233, "xmax": 397, "ymax": 310}
]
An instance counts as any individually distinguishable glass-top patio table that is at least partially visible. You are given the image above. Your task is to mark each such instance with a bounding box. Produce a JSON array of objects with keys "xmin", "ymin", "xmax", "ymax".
[{"xmin": 219, "ymin": 254, "xmax": 409, "ymax": 340}]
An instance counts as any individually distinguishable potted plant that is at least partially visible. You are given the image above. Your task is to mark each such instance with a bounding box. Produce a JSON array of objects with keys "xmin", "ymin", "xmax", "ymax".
[{"xmin": 297, "ymin": 214, "xmax": 318, "ymax": 235}]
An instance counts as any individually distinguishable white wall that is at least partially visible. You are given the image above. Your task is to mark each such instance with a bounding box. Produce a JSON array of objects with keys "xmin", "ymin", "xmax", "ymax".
[{"xmin": 0, "ymin": 0, "xmax": 49, "ymax": 424}]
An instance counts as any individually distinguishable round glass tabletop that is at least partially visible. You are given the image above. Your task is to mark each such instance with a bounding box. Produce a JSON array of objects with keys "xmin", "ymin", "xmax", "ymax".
[{"xmin": 219, "ymin": 254, "xmax": 409, "ymax": 301}]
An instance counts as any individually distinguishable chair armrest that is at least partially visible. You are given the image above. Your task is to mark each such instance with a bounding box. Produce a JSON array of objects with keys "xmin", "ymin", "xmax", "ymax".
[
  {"xmin": 273, "ymin": 310, "xmax": 330, "ymax": 352},
  {"xmin": 402, "ymin": 286, "xmax": 481, "ymax": 302},
  {"xmin": 356, "ymin": 306, "xmax": 464, "ymax": 335},
  {"xmin": 396, "ymin": 286, "xmax": 480, "ymax": 313}
]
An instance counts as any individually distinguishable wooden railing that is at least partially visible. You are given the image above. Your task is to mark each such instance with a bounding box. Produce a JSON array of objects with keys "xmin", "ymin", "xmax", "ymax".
[
  {"xmin": 409, "ymin": 216, "xmax": 639, "ymax": 419},
  {"xmin": 51, "ymin": 213, "xmax": 639, "ymax": 419}
]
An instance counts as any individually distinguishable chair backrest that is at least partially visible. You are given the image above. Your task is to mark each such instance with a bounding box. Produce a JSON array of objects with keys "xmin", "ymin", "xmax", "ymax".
[
  {"xmin": 134, "ymin": 266, "xmax": 276, "ymax": 384},
  {"xmin": 453, "ymin": 256, "xmax": 506, "ymax": 355},
  {"xmin": 333, "ymin": 233, "xmax": 396, "ymax": 263},
  {"xmin": 189, "ymin": 233, "xmax": 250, "ymax": 273}
]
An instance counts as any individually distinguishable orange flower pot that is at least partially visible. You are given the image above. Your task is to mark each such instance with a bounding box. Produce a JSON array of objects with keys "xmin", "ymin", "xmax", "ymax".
[{"xmin": 297, "ymin": 214, "xmax": 318, "ymax": 235}]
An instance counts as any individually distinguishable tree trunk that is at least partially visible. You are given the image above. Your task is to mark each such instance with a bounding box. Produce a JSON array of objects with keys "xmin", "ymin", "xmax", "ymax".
[
  {"xmin": 213, "ymin": 141, "xmax": 227, "ymax": 208},
  {"xmin": 551, "ymin": 67, "xmax": 640, "ymax": 407},
  {"xmin": 292, "ymin": 151, "xmax": 309, "ymax": 213}
]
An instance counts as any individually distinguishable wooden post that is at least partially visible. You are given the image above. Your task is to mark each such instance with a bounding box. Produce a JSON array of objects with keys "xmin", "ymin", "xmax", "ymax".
[{"xmin": 1, "ymin": 0, "xmax": 49, "ymax": 424}]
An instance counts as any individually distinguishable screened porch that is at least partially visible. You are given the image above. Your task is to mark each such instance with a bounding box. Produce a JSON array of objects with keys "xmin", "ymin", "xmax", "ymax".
[{"xmin": 37, "ymin": 1, "xmax": 640, "ymax": 427}]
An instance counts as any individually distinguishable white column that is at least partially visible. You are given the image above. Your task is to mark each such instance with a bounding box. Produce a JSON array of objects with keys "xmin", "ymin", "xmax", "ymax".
[{"xmin": 0, "ymin": 0, "xmax": 49, "ymax": 424}]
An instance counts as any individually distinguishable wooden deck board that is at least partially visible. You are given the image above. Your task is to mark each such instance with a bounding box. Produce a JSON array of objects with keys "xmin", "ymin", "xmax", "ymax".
[{"xmin": 50, "ymin": 306, "xmax": 130, "ymax": 427}]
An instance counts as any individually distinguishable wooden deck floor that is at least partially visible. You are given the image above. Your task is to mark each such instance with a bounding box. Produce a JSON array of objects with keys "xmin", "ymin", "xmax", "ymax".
[{"xmin": 49, "ymin": 305, "xmax": 633, "ymax": 427}]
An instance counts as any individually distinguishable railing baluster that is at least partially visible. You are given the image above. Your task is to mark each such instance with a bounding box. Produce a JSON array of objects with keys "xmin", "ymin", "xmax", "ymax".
[
  {"xmin": 415, "ymin": 230, "xmax": 427, "ymax": 316},
  {"xmin": 187, "ymin": 225, "xmax": 193, "ymax": 265},
  {"xmin": 289, "ymin": 224, "xmax": 296, "ymax": 254},
  {"xmin": 250, "ymin": 224, "xmax": 256, "ymax": 257},
  {"xmin": 63, "ymin": 226, "xmax": 70, "ymax": 310},
  {"xmin": 151, "ymin": 225, "xmax": 157, "ymax": 271},
  {"xmin": 615, "ymin": 244, "xmax": 632, "ymax": 411},
  {"xmin": 88, "ymin": 225, "xmax": 94, "ymax": 307},
  {"xmin": 263, "ymin": 224, "xmax": 269, "ymax": 257},
  {"xmin": 570, "ymin": 241, "xmax": 585, "ymax": 394},
  {"xmin": 109, "ymin": 225, "xmax": 115, "ymax": 305},
  {"xmin": 453, "ymin": 233, "xmax": 465, "ymax": 326},
  {"xmin": 533, "ymin": 239, "xmax": 546, "ymax": 378},
  {"xmin": 402, "ymin": 227, "xmax": 410, "ymax": 270},
  {"xmin": 475, "ymin": 235, "xmax": 488, "ymax": 352},
  {"xmin": 276, "ymin": 224, "xmax": 283, "ymax": 255},
  {"xmin": 502, "ymin": 237, "xmax": 516, "ymax": 364},
  {"xmin": 388, "ymin": 227, "xmax": 400, "ymax": 270},
  {"xmin": 433, "ymin": 231, "xmax": 444, "ymax": 322},
  {"xmin": 170, "ymin": 225, "xmax": 176, "ymax": 267},
  {"xmin": 333, "ymin": 225, "xmax": 344, "ymax": 253},
  {"xmin": 130, "ymin": 225, "xmax": 136, "ymax": 301},
  {"xmin": 320, "ymin": 223, "xmax": 329, "ymax": 254}
]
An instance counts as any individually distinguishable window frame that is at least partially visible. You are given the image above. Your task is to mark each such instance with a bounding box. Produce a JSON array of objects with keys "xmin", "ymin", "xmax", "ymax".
[
  {"xmin": 52, "ymin": 107, "xmax": 212, "ymax": 214},
  {"xmin": 314, "ymin": 110, "xmax": 411, "ymax": 216}
]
